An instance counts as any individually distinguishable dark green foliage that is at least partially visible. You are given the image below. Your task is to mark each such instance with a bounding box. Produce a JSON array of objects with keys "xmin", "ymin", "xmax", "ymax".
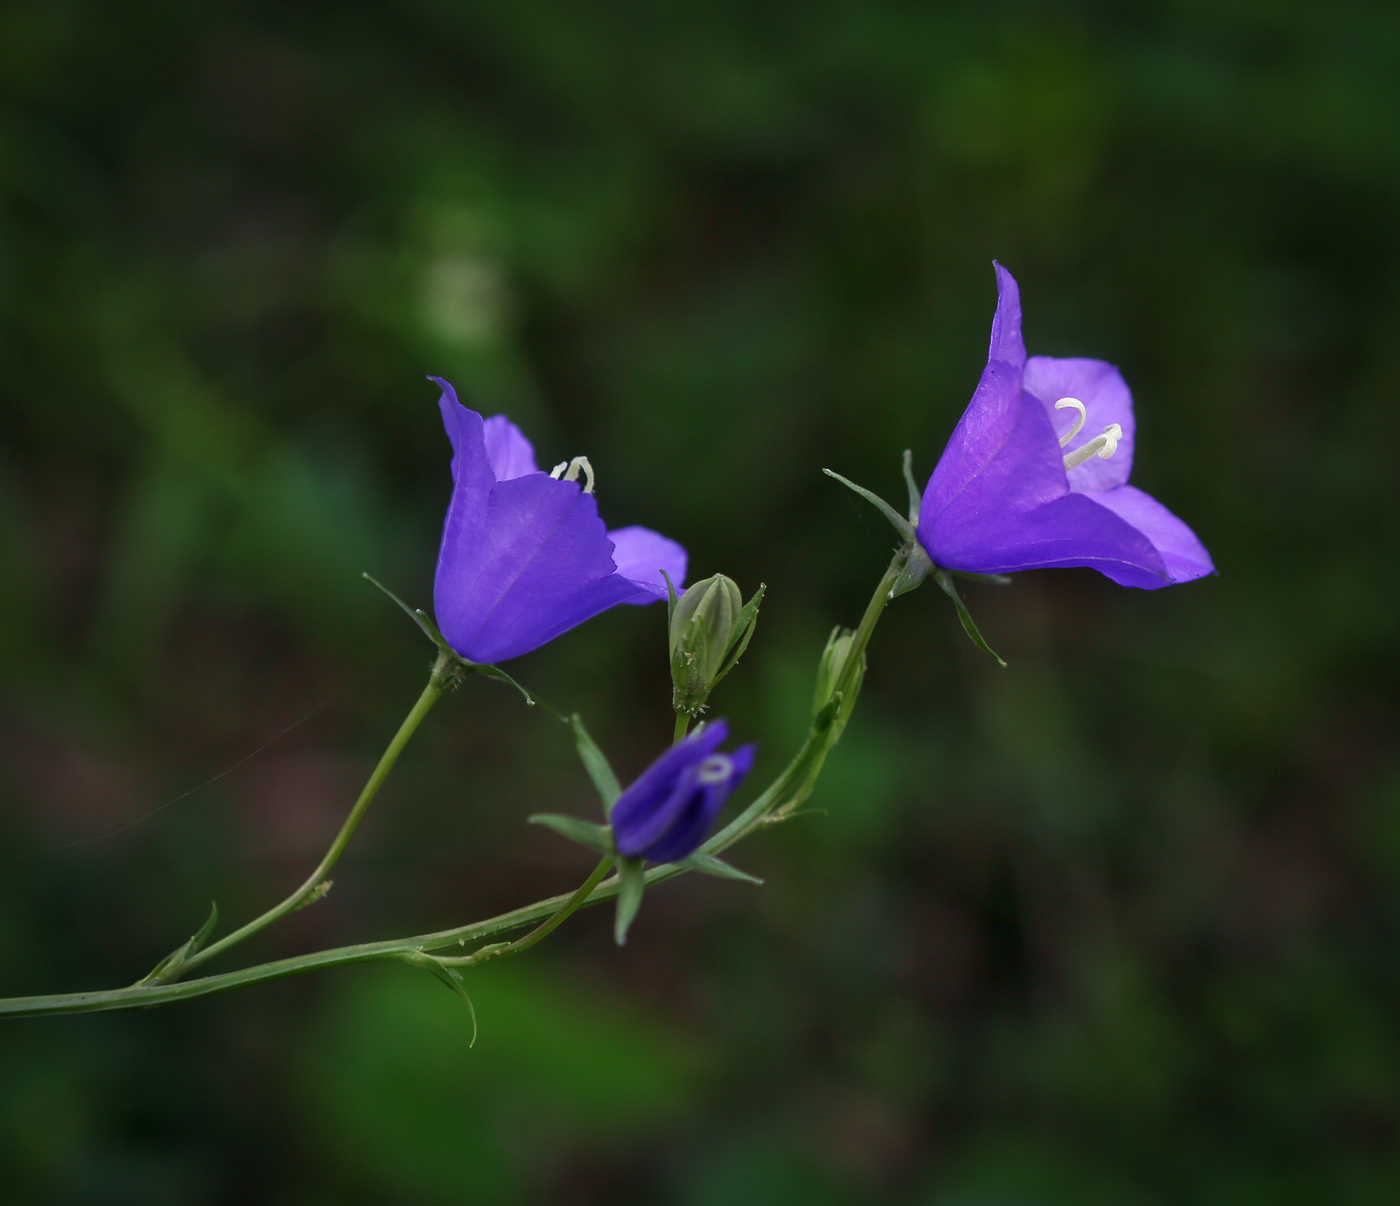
[{"xmin": 0, "ymin": 0, "xmax": 1398, "ymax": 1201}]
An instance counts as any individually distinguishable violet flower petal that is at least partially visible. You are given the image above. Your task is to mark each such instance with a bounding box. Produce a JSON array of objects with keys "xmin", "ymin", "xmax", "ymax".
[
  {"xmin": 921, "ymin": 263, "xmax": 1027, "ymax": 525},
  {"xmin": 607, "ymin": 525, "xmax": 688, "ymax": 604},
  {"xmin": 482, "ymin": 414, "xmax": 539, "ymax": 481},
  {"xmin": 1023, "ymin": 355, "xmax": 1136, "ymax": 492},
  {"xmin": 1086, "ymin": 485, "xmax": 1216, "ymax": 585}
]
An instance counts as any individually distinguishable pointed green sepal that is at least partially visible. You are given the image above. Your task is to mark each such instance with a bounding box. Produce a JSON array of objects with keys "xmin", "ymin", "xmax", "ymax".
[
  {"xmin": 822, "ymin": 469, "xmax": 916, "ymax": 542},
  {"xmin": 901, "ymin": 449, "xmax": 922, "ymax": 525},
  {"xmin": 569, "ymin": 714, "xmax": 622, "ymax": 813},
  {"xmin": 134, "ymin": 901, "xmax": 219, "ymax": 987},
  {"xmin": 711, "ymin": 582, "xmax": 765, "ymax": 688},
  {"xmin": 528, "ymin": 814, "xmax": 616, "ymax": 854},
  {"xmin": 950, "ymin": 570, "xmax": 1013, "ymax": 585},
  {"xmin": 363, "ymin": 573, "xmax": 453, "ymax": 654},
  {"xmin": 890, "ymin": 541, "xmax": 934, "ymax": 598},
  {"xmin": 397, "ymin": 951, "xmax": 479, "ymax": 1046},
  {"xmin": 661, "ymin": 568, "xmax": 679, "ymax": 632},
  {"xmin": 613, "ymin": 857, "xmax": 646, "ymax": 945},
  {"xmin": 475, "ymin": 662, "xmax": 549, "ymax": 710},
  {"xmin": 934, "ymin": 569, "xmax": 1007, "ymax": 667},
  {"xmin": 363, "ymin": 574, "xmax": 550, "ymax": 711},
  {"xmin": 680, "ymin": 852, "xmax": 764, "ymax": 885}
]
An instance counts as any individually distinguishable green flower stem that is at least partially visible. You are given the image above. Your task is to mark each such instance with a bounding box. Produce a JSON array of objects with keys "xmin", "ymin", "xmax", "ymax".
[
  {"xmin": 0, "ymin": 547, "xmax": 913, "ymax": 1020},
  {"xmin": 443, "ymin": 855, "xmax": 616, "ymax": 968},
  {"xmin": 673, "ymin": 713, "xmax": 690, "ymax": 744},
  {"xmin": 176, "ymin": 650, "xmax": 456, "ymax": 978}
]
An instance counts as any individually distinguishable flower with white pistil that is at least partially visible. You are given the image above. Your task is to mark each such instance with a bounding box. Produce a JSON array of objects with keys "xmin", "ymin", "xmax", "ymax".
[
  {"xmin": 916, "ymin": 265, "xmax": 1215, "ymax": 589},
  {"xmin": 431, "ymin": 377, "xmax": 687, "ymax": 663}
]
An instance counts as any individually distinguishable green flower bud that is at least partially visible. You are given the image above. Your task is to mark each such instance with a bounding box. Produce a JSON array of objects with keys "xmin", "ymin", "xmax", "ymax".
[
  {"xmin": 812, "ymin": 625, "xmax": 865, "ymax": 718},
  {"xmin": 669, "ymin": 574, "xmax": 762, "ymax": 717}
]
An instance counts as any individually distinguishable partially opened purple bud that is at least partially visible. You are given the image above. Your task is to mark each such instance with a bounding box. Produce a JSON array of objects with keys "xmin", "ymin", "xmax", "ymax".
[
  {"xmin": 916, "ymin": 264, "xmax": 1215, "ymax": 589},
  {"xmin": 431, "ymin": 377, "xmax": 688, "ymax": 663},
  {"xmin": 610, "ymin": 720, "xmax": 755, "ymax": 864}
]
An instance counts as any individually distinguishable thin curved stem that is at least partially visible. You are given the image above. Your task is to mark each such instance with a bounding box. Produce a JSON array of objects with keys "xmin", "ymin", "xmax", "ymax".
[
  {"xmin": 0, "ymin": 547, "xmax": 916, "ymax": 1020},
  {"xmin": 178, "ymin": 651, "xmax": 455, "ymax": 977},
  {"xmin": 445, "ymin": 855, "xmax": 616, "ymax": 968}
]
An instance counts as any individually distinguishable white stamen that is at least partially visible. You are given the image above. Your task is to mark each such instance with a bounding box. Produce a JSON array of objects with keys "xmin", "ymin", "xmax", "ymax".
[
  {"xmin": 1063, "ymin": 423, "xmax": 1124, "ymax": 472},
  {"xmin": 697, "ymin": 754, "xmax": 733, "ymax": 785},
  {"xmin": 1054, "ymin": 398, "xmax": 1087, "ymax": 447},
  {"xmin": 563, "ymin": 455, "xmax": 595, "ymax": 494},
  {"xmin": 549, "ymin": 455, "xmax": 596, "ymax": 494}
]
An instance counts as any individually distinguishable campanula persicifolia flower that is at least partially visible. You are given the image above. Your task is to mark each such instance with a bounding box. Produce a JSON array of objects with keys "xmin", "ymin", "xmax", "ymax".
[
  {"xmin": 610, "ymin": 720, "xmax": 755, "ymax": 864},
  {"xmin": 916, "ymin": 265, "xmax": 1214, "ymax": 588},
  {"xmin": 432, "ymin": 377, "xmax": 687, "ymax": 663}
]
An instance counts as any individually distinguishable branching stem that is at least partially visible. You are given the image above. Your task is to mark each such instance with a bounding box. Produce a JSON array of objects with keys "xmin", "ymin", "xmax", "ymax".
[{"xmin": 0, "ymin": 547, "xmax": 916, "ymax": 1019}]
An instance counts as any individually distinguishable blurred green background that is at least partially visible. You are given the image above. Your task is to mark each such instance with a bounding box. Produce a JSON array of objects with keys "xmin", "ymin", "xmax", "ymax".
[{"xmin": 2, "ymin": 0, "xmax": 1398, "ymax": 1202}]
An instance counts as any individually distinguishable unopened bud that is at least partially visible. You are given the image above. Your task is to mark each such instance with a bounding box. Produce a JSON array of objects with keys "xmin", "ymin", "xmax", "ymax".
[
  {"xmin": 670, "ymin": 574, "xmax": 743, "ymax": 714},
  {"xmin": 813, "ymin": 626, "xmax": 864, "ymax": 718},
  {"xmin": 670, "ymin": 574, "xmax": 765, "ymax": 718}
]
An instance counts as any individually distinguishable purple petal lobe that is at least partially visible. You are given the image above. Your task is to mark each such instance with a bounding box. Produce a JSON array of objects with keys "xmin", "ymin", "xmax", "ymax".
[
  {"xmin": 433, "ymin": 381, "xmax": 495, "ymax": 584},
  {"xmin": 920, "ymin": 266, "xmax": 1031, "ymax": 529},
  {"xmin": 607, "ymin": 525, "xmax": 688, "ymax": 604},
  {"xmin": 482, "ymin": 414, "xmax": 539, "ymax": 481},
  {"xmin": 1086, "ymin": 485, "xmax": 1216, "ymax": 585},
  {"xmin": 988, "ymin": 261, "xmax": 1027, "ymax": 369},
  {"xmin": 1024, "ymin": 356, "xmax": 1136, "ymax": 492}
]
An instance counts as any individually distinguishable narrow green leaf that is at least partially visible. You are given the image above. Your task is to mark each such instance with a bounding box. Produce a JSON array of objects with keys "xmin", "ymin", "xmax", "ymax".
[
  {"xmin": 901, "ymin": 449, "xmax": 922, "ymax": 524},
  {"xmin": 568, "ymin": 714, "xmax": 622, "ymax": 812},
  {"xmin": 190, "ymin": 901, "xmax": 219, "ymax": 950},
  {"xmin": 680, "ymin": 853, "xmax": 764, "ymax": 885},
  {"xmin": 613, "ymin": 857, "xmax": 646, "ymax": 945},
  {"xmin": 398, "ymin": 951, "xmax": 479, "ymax": 1046},
  {"xmin": 528, "ymin": 814, "xmax": 616, "ymax": 853},
  {"xmin": 935, "ymin": 570, "xmax": 1008, "ymax": 667},
  {"xmin": 134, "ymin": 901, "xmax": 219, "ymax": 987},
  {"xmin": 822, "ymin": 469, "xmax": 916, "ymax": 541}
]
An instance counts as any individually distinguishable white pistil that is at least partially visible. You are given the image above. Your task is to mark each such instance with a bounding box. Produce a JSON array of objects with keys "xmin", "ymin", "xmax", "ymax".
[
  {"xmin": 697, "ymin": 754, "xmax": 733, "ymax": 785},
  {"xmin": 1063, "ymin": 423, "xmax": 1123, "ymax": 471},
  {"xmin": 1054, "ymin": 397, "xmax": 1087, "ymax": 447},
  {"xmin": 548, "ymin": 455, "xmax": 596, "ymax": 494}
]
